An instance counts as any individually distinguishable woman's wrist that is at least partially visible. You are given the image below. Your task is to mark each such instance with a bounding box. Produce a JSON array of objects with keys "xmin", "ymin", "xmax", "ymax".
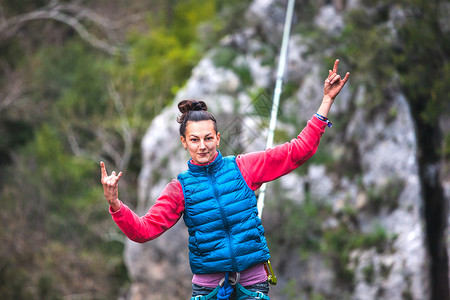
[
  {"xmin": 315, "ymin": 95, "xmax": 334, "ymax": 128},
  {"xmin": 322, "ymin": 95, "xmax": 334, "ymax": 105},
  {"xmin": 110, "ymin": 199, "xmax": 121, "ymax": 212}
]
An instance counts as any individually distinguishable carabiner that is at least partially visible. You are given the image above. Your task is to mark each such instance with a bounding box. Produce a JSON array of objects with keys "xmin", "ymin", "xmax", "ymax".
[{"xmin": 264, "ymin": 260, "xmax": 277, "ymax": 285}]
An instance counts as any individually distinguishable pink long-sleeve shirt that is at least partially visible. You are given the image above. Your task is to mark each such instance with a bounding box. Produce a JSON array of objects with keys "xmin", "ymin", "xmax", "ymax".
[{"xmin": 110, "ymin": 116, "xmax": 327, "ymax": 287}]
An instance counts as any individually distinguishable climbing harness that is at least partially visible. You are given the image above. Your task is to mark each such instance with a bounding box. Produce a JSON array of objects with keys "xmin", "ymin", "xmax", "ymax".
[
  {"xmin": 235, "ymin": 284, "xmax": 270, "ymax": 300},
  {"xmin": 190, "ymin": 272, "xmax": 270, "ymax": 300}
]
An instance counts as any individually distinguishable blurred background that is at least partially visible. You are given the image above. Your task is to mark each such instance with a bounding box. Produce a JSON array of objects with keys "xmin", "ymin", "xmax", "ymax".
[{"xmin": 0, "ymin": 0, "xmax": 448, "ymax": 299}]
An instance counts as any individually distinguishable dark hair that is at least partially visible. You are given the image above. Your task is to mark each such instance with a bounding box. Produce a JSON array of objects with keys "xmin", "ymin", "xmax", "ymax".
[{"xmin": 177, "ymin": 100, "xmax": 218, "ymax": 137}]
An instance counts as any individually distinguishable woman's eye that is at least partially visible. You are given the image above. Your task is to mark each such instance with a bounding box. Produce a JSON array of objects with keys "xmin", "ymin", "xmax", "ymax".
[
  {"xmin": 206, "ymin": 137, "xmax": 213, "ymax": 140},
  {"xmin": 191, "ymin": 139, "xmax": 198, "ymax": 142}
]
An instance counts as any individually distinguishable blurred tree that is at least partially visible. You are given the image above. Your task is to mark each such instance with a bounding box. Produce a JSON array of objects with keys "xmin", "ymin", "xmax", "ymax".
[
  {"xmin": 0, "ymin": 0, "xmax": 252, "ymax": 298},
  {"xmin": 0, "ymin": 0, "xmax": 124, "ymax": 54},
  {"xmin": 336, "ymin": 0, "xmax": 450, "ymax": 298}
]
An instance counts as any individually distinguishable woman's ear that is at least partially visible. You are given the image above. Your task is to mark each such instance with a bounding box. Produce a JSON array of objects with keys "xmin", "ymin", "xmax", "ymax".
[
  {"xmin": 216, "ymin": 132, "xmax": 220, "ymax": 148},
  {"xmin": 181, "ymin": 136, "xmax": 187, "ymax": 150}
]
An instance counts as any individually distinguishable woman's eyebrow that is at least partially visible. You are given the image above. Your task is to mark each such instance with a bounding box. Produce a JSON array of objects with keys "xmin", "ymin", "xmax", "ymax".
[{"xmin": 189, "ymin": 133, "xmax": 213, "ymax": 138}]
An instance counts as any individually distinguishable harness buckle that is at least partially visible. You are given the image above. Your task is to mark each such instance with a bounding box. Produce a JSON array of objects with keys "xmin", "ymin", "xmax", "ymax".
[{"xmin": 230, "ymin": 272, "xmax": 240, "ymax": 285}]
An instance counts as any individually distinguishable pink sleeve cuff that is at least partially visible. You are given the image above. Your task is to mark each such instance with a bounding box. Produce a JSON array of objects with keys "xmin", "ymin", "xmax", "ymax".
[
  {"xmin": 109, "ymin": 200, "xmax": 123, "ymax": 215},
  {"xmin": 311, "ymin": 114, "xmax": 328, "ymax": 130}
]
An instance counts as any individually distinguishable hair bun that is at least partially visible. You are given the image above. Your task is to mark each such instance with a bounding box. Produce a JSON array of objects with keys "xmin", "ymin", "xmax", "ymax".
[
  {"xmin": 178, "ymin": 100, "xmax": 208, "ymax": 114},
  {"xmin": 176, "ymin": 100, "xmax": 217, "ymax": 136}
]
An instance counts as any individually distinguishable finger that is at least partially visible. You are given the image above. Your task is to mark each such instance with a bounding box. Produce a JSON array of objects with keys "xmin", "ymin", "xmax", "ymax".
[
  {"xmin": 333, "ymin": 59, "xmax": 339, "ymax": 73},
  {"xmin": 342, "ymin": 72, "xmax": 350, "ymax": 84},
  {"xmin": 103, "ymin": 175, "xmax": 115, "ymax": 186},
  {"xmin": 108, "ymin": 174, "xmax": 122, "ymax": 186},
  {"xmin": 106, "ymin": 176, "xmax": 117, "ymax": 186},
  {"xmin": 100, "ymin": 161, "xmax": 108, "ymax": 179},
  {"xmin": 112, "ymin": 171, "xmax": 116, "ymax": 176},
  {"xmin": 330, "ymin": 74, "xmax": 339, "ymax": 84},
  {"xmin": 113, "ymin": 174, "xmax": 122, "ymax": 185},
  {"xmin": 325, "ymin": 70, "xmax": 333, "ymax": 83}
]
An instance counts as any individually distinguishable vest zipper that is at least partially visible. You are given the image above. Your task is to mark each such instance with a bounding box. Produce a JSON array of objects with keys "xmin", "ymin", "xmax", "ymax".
[{"xmin": 206, "ymin": 166, "xmax": 238, "ymax": 271}]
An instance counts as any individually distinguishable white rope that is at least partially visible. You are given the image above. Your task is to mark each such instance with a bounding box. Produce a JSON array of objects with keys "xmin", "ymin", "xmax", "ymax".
[{"xmin": 257, "ymin": 0, "xmax": 295, "ymax": 219}]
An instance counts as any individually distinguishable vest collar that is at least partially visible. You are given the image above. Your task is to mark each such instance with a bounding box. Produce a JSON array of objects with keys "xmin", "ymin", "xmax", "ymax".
[{"xmin": 187, "ymin": 150, "xmax": 224, "ymax": 173}]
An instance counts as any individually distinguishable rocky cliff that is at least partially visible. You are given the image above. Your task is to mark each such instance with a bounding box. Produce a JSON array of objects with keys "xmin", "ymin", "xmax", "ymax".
[{"xmin": 122, "ymin": 0, "xmax": 449, "ymax": 299}]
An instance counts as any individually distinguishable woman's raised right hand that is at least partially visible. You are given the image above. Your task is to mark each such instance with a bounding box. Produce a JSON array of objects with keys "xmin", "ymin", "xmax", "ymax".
[{"xmin": 100, "ymin": 161, "xmax": 122, "ymax": 211}]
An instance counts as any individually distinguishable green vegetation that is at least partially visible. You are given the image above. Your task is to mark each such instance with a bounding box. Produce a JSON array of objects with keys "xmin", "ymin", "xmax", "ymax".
[
  {"xmin": 330, "ymin": 6, "xmax": 449, "ymax": 298},
  {"xmin": 267, "ymin": 195, "xmax": 330, "ymax": 258},
  {"xmin": 365, "ymin": 177, "xmax": 405, "ymax": 213},
  {"xmin": 0, "ymin": 0, "xmax": 251, "ymax": 298},
  {"xmin": 443, "ymin": 132, "xmax": 450, "ymax": 158},
  {"xmin": 321, "ymin": 222, "xmax": 395, "ymax": 288},
  {"xmin": 336, "ymin": 0, "xmax": 449, "ymax": 141},
  {"xmin": 212, "ymin": 46, "xmax": 240, "ymax": 68},
  {"xmin": 283, "ymin": 278, "xmax": 328, "ymax": 300},
  {"xmin": 266, "ymin": 192, "xmax": 397, "ymax": 297},
  {"xmin": 362, "ymin": 262, "xmax": 375, "ymax": 284},
  {"xmin": 212, "ymin": 46, "xmax": 254, "ymax": 87}
]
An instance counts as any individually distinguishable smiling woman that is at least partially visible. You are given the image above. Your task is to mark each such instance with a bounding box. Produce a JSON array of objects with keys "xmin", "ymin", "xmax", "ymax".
[{"xmin": 100, "ymin": 59, "xmax": 349, "ymax": 299}]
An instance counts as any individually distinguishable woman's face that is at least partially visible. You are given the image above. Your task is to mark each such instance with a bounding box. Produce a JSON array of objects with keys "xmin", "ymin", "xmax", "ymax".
[{"xmin": 181, "ymin": 120, "xmax": 220, "ymax": 165}]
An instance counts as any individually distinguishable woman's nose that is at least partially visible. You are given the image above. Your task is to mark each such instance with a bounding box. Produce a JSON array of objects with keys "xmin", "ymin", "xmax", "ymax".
[{"xmin": 199, "ymin": 140, "xmax": 206, "ymax": 149}]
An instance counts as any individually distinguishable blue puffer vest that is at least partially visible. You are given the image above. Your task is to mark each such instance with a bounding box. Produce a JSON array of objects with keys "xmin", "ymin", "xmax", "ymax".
[{"xmin": 178, "ymin": 151, "xmax": 270, "ymax": 274}]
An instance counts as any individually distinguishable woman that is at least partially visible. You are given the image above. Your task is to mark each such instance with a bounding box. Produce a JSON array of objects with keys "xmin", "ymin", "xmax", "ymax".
[{"xmin": 101, "ymin": 59, "xmax": 349, "ymax": 299}]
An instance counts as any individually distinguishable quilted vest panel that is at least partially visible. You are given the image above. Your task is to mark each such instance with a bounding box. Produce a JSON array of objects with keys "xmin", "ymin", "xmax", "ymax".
[{"xmin": 178, "ymin": 151, "xmax": 270, "ymax": 274}]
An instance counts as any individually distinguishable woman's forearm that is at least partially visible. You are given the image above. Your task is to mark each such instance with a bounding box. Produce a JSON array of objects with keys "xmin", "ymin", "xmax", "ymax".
[{"xmin": 316, "ymin": 95, "xmax": 334, "ymax": 118}]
